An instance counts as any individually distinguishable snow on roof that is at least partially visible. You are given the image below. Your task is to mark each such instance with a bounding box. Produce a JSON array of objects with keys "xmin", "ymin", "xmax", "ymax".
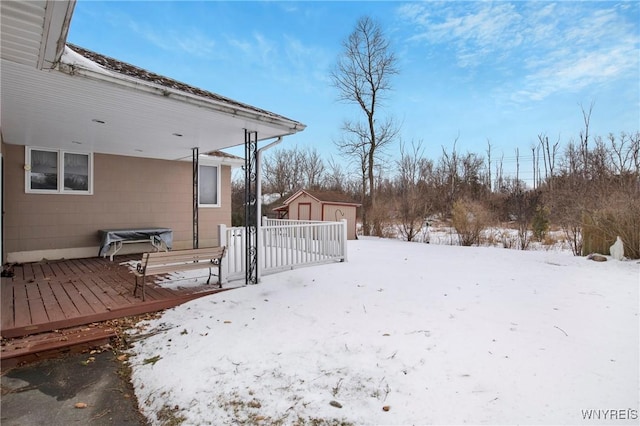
[
  {"xmin": 200, "ymin": 150, "xmax": 244, "ymax": 167},
  {"xmin": 204, "ymin": 150, "xmax": 243, "ymax": 161},
  {"xmin": 61, "ymin": 45, "xmax": 113, "ymax": 75}
]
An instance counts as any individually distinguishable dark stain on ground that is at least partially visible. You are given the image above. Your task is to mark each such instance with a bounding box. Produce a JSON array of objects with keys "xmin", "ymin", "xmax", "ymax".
[{"xmin": 1, "ymin": 351, "xmax": 148, "ymax": 425}]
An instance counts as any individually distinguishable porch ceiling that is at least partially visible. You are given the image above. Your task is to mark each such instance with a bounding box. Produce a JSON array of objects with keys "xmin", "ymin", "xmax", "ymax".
[{"xmin": 1, "ymin": 59, "xmax": 303, "ymax": 160}]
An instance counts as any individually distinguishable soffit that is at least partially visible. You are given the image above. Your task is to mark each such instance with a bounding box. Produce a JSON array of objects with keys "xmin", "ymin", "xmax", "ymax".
[{"xmin": 1, "ymin": 58, "xmax": 303, "ymax": 160}]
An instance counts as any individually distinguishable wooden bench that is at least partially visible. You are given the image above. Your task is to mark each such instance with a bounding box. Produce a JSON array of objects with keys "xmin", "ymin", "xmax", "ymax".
[{"xmin": 133, "ymin": 246, "xmax": 226, "ymax": 301}]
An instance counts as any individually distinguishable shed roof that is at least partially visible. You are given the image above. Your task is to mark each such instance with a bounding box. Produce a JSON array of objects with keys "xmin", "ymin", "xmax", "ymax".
[{"xmin": 283, "ymin": 189, "xmax": 361, "ymax": 206}]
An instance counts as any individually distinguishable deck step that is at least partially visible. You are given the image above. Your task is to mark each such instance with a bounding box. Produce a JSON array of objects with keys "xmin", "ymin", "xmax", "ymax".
[
  {"xmin": 1, "ymin": 288, "xmax": 230, "ymax": 339},
  {"xmin": 1, "ymin": 325, "xmax": 117, "ymax": 370}
]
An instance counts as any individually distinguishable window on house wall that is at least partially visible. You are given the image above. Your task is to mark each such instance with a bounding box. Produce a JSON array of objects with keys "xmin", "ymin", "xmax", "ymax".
[
  {"xmin": 26, "ymin": 147, "xmax": 93, "ymax": 194},
  {"xmin": 199, "ymin": 164, "xmax": 220, "ymax": 207}
]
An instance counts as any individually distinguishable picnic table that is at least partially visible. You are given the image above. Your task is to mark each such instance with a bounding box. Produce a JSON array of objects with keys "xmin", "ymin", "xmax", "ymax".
[{"xmin": 98, "ymin": 227, "xmax": 172, "ymax": 261}]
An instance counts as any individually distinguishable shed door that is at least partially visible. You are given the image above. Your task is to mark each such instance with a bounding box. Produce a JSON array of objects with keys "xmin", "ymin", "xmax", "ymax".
[{"xmin": 298, "ymin": 203, "xmax": 311, "ymax": 220}]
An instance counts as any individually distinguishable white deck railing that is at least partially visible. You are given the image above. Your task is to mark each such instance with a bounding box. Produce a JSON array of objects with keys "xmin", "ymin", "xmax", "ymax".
[{"xmin": 219, "ymin": 218, "xmax": 348, "ymax": 282}]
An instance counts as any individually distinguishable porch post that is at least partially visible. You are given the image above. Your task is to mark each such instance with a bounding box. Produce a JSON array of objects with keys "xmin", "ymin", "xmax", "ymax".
[
  {"xmin": 192, "ymin": 147, "xmax": 199, "ymax": 249},
  {"xmin": 341, "ymin": 218, "xmax": 348, "ymax": 262},
  {"xmin": 244, "ymin": 130, "xmax": 258, "ymax": 284},
  {"xmin": 218, "ymin": 224, "xmax": 228, "ymax": 284}
]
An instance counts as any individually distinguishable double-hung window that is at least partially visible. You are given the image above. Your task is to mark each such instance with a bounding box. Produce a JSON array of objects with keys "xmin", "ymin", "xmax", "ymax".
[
  {"xmin": 26, "ymin": 147, "xmax": 93, "ymax": 194},
  {"xmin": 198, "ymin": 164, "xmax": 220, "ymax": 207}
]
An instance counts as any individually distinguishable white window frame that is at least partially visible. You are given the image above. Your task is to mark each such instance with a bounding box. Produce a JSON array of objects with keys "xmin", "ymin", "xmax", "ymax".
[
  {"xmin": 25, "ymin": 147, "xmax": 94, "ymax": 195},
  {"xmin": 198, "ymin": 163, "xmax": 221, "ymax": 208}
]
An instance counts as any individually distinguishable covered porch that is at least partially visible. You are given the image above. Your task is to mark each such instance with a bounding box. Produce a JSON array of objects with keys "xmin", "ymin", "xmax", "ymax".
[
  {"xmin": 0, "ymin": 0, "xmax": 311, "ymax": 365},
  {"xmin": 1, "ymin": 0, "xmax": 306, "ymax": 279}
]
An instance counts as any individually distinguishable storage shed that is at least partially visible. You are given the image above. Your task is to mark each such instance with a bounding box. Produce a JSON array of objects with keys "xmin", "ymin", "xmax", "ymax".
[{"xmin": 273, "ymin": 190, "xmax": 361, "ymax": 240}]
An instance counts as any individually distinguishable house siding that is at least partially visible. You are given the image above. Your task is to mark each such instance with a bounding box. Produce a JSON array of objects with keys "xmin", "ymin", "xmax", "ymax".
[{"xmin": 3, "ymin": 143, "xmax": 231, "ymax": 262}]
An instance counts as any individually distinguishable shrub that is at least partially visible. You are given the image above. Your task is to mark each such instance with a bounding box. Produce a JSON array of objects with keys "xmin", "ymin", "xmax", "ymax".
[
  {"xmin": 451, "ymin": 200, "xmax": 491, "ymax": 246},
  {"xmin": 532, "ymin": 205, "xmax": 550, "ymax": 242}
]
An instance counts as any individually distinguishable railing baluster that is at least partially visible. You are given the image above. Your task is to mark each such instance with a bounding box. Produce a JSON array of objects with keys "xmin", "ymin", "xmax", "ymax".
[{"xmin": 222, "ymin": 219, "xmax": 347, "ymax": 279}]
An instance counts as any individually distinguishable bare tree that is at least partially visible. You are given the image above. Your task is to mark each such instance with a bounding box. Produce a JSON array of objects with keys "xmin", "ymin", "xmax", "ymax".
[
  {"xmin": 631, "ymin": 132, "xmax": 640, "ymax": 174},
  {"xmin": 539, "ymin": 132, "xmax": 559, "ymax": 190},
  {"xmin": 486, "ymin": 139, "xmax": 492, "ymax": 192},
  {"xmin": 515, "ymin": 147, "xmax": 520, "ymax": 186},
  {"xmin": 331, "ymin": 16, "xmax": 399, "ymax": 236},
  {"xmin": 301, "ymin": 147, "xmax": 325, "ymax": 190},
  {"xmin": 335, "ymin": 129, "xmax": 372, "ymax": 232},
  {"xmin": 531, "ymin": 143, "xmax": 541, "ymax": 190},
  {"xmin": 261, "ymin": 148, "xmax": 303, "ymax": 197},
  {"xmin": 607, "ymin": 132, "xmax": 637, "ymax": 176},
  {"xmin": 435, "ymin": 138, "xmax": 488, "ymax": 216},
  {"xmin": 495, "ymin": 152, "xmax": 504, "ymax": 192},
  {"xmin": 395, "ymin": 140, "xmax": 432, "ymax": 241},
  {"xmin": 579, "ymin": 101, "xmax": 595, "ymax": 177},
  {"xmin": 325, "ymin": 157, "xmax": 347, "ymax": 192},
  {"xmin": 436, "ymin": 139, "xmax": 460, "ymax": 215}
]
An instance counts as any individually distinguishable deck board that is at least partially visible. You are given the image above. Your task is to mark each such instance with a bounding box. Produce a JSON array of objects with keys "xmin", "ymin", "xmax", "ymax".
[
  {"xmin": 71, "ymin": 277, "xmax": 108, "ymax": 313},
  {"xmin": 37, "ymin": 281, "xmax": 66, "ymax": 322},
  {"xmin": 50, "ymin": 260, "xmax": 73, "ymax": 277},
  {"xmin": 31, "ymin": 263, "xmax": 46, "ymax": 281},
  {"xmin": 64, "ymin": 280, "xmax": 101, "ymax": 316},
  {"xmin": 46, "ymin": 262, "xmax": 64, "ymax": 278},
  {"xmin": 64, "ymin": 259, "xmax": 86, "ymax": 276},
  {"xmin": 1, "ymin": 255, "xmax": 238, "ymax": 343},
  {"xmin": 90, "ymin": 275, "xmax": 136, "ymax": 306},
  {"xmin": 25, "ymin": 283, "xmax": 48, "ymax": 325},
  {"xmin": 13, "ymin": 283, "xmax": 31, "ymax": 328},
  {"xmin": 39, "ymin": 263, "xmax": 56, "ymax": 279},
  {"xmin": 1, "ymin": 279, "xmax": 15, "ymax": 330},
  {"xmin": 47, "ymin": 280, "xmax": 81, "ymax": 319}
]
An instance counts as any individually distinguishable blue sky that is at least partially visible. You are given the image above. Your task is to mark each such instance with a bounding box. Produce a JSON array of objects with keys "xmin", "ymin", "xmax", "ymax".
[{"xmin": 68, "ymin": 1, "xmax": 639, "ymax": 184}]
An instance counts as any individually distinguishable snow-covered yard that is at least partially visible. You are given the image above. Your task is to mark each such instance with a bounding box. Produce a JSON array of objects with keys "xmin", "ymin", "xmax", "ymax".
[{"xmin": 127, "ymin": 237, "xmax": 639, "ymax": 425}]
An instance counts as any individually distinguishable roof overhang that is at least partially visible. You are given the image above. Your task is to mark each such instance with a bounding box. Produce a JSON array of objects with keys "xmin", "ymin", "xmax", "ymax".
[
  {"xmin": 0, "ymin": 1, "xmax": 306, "ymax": 161},
  {"xmin": 0, "ymin": 0, "xmax": 75, "ymax": 70},
  {"xmin": 282, "ymin": 189, "xmax": 362, "ymax": 207},
  {"xmin": 0, "ymin": 57, "xmax": 305, "ymax": 160},
  {"xmin": 283, "ymin": 189, "xmax": 317, "ymax": 205},
  {"xmin": 200, "ymin": 152, "xmax": 245, "ymax": 168}
]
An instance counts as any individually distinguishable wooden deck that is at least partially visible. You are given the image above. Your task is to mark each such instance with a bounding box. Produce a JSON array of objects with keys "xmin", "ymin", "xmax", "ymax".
[{"xmin": 1, "ymin": 255, "xmax": 233, "ymax": 365}]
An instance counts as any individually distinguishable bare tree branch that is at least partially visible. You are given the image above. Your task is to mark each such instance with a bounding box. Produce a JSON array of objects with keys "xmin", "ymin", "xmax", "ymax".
[{"xmin": 331, "ymin": 16, "xmax": 399, "ymax": 235}]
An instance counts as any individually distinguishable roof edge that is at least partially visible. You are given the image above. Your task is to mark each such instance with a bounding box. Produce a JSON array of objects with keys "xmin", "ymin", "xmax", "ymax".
[
  {"xmin": 59, "ymin": 44, "xmax": 306, "ymax": 135},
  {"xmin": 39, "ymin": 1, "xmax": 76, "ymax": 69}
]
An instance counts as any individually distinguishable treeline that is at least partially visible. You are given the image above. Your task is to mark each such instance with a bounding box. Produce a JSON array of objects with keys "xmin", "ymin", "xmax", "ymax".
[{"xmin": 233, "ymin": 128, "xmax": 639, "ymax": 258}]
